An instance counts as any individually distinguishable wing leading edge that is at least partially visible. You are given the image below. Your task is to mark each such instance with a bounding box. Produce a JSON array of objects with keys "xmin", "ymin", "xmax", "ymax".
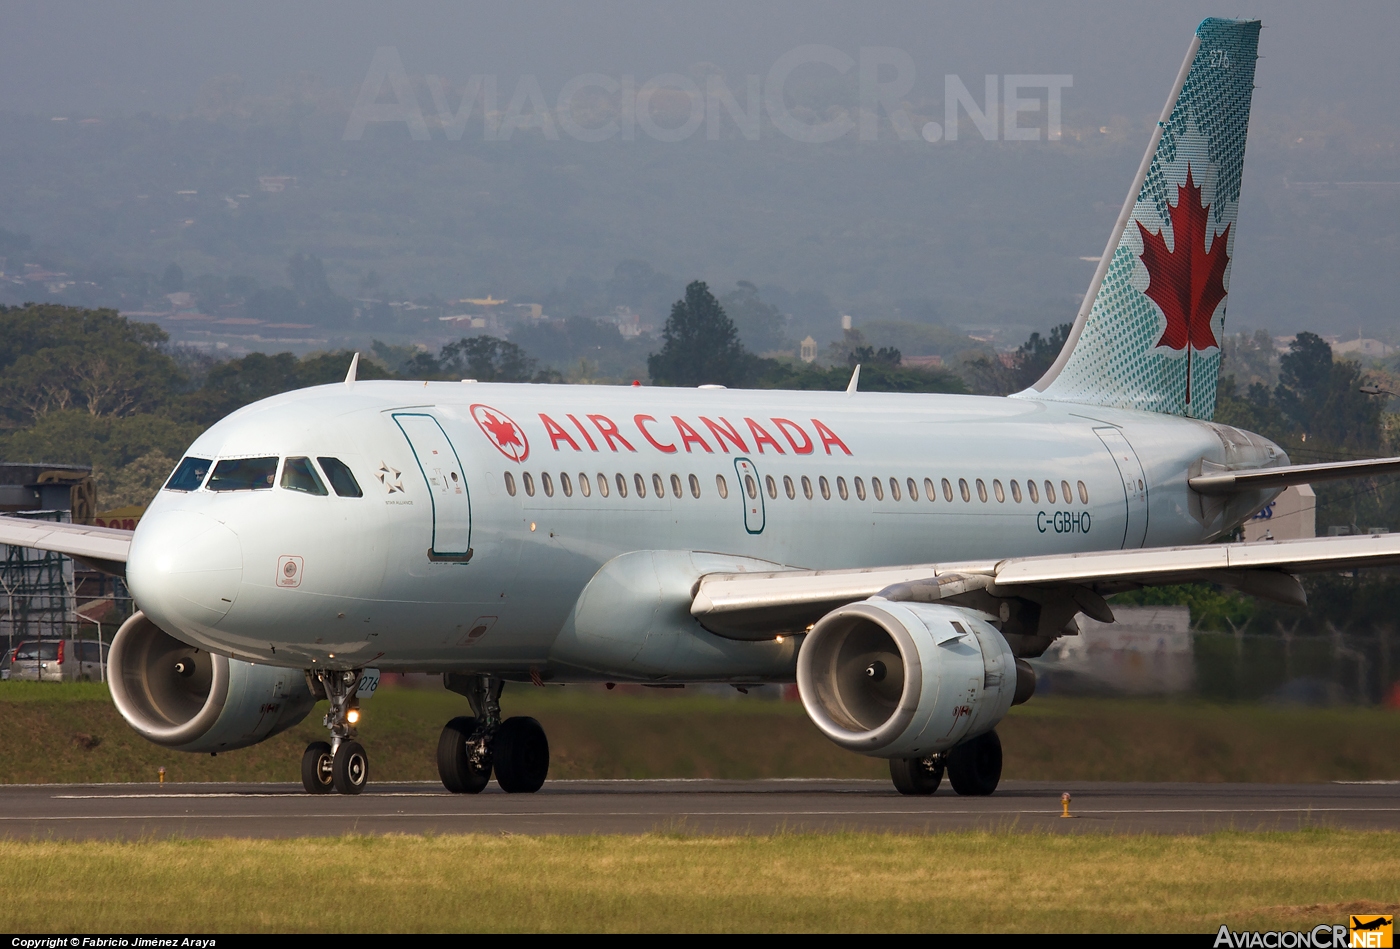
[
  {"xmin": 691, "ymin": 532, "xmax": 1400, "ymax": 638},
  {"xmin": 0, "ymin": 515, "xmax": 132, "ymax": 576}
]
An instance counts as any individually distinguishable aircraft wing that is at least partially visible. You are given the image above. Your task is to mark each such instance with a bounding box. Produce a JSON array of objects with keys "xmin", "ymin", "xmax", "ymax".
[
  {"xmin": 0, "ymin": 515, "xmax": 132, "ymax": 576},
  {"xmin": 691, "ymin": 533, "xmax": 1400, "ymax": 637}
]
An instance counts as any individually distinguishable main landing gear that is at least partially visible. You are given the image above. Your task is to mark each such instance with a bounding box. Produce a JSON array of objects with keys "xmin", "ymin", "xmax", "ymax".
[
  {"xmin": 889, "ymin": 729, "xmax": 1003, "ymax": 797},
  {"xmin": 437, "ymin": 673, "xmax": 549, "ymax": 794},
  {"xmin": 301, "ymin": 669, "xmax": 369, "ymax": 795}
]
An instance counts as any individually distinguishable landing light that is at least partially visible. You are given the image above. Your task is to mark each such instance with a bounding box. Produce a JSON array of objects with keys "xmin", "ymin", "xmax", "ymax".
[
  {"xmin": 775, "ymin": 635, "xmax": 784, "ymax": 643},
  {"xmin": 346, "ymin": 708, "xmax": 361, "ymax": 725}
]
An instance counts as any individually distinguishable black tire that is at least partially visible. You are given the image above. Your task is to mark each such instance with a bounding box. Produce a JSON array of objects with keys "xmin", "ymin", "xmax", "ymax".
[
  {"xmin": 332, "ymin": 739, "xmax": 369, "ymax": 795},
  {"xmin": 890, "ymin": 756, "xmax": 944, "ymax": 795},
  {"xmin": 493, "ymin": 716, "xmax": 549, "ymax": 793},
  {"xmin": 946, "ymin": 729, "xmax": 1003, "ymax": 796},
  {"xmin": 437, "ymin": 716, "xmax": 491, "ymax": 794},
  {"xmin": 301, "ymin": 741, "xmax": 334, "ymax": 794}
]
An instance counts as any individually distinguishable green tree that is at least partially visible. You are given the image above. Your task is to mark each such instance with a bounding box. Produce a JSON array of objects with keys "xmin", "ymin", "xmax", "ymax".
[
  {"xmin": 719, "ymin": 281, "xmax": 789, "ymax": 354},
  {"xmin": 648, "ymin": 281, "xmax": 751, "ymax": 387},
  {"xmin": 439, "ymin": 336, "xmax": 541, "ymax": 382},
  {"xmin": 0, "ymin": 304, "xmax": 183, "ymax": 425}
]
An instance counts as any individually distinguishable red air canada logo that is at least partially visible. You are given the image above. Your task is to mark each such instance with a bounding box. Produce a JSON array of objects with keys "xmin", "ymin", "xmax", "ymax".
[
  {"xmin": 1136, "ymin": 164, "xmax": 1230, "ymax": 406},
  {"xmin": 470, "ymin": 403, "xmax": 530, "ymax": 463}
]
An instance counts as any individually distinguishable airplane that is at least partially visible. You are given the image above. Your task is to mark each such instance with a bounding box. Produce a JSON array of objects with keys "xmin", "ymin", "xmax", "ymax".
[{"xmin": 7, "ymin": 16, "xmax": 1400, "ymax": 798}]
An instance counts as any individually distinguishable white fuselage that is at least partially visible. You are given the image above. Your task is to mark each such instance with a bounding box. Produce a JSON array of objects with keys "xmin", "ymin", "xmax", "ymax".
[{"xmin": 125, "ymin": 381, "xmax": 1281, "ymax": 678}]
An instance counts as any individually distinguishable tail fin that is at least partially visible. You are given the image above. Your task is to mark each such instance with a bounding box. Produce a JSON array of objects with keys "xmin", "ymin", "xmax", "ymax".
[{"xmin": 1022, "ymin": 18, "xmax": 1261, "ymax": 420}]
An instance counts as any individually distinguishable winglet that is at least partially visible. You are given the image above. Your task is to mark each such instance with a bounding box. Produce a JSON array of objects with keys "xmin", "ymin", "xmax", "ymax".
[
  {"xmin": 344, "ymin": 352, "xmax": 359, "ymax": 386},
  {"xmin": 846, "ymin": 364, "xmax": 860, "ymax": 395}
]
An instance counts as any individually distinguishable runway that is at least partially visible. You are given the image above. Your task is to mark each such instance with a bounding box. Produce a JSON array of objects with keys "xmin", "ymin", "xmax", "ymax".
[{"xmin": 2, "ymin": 779, "xmax": 1398, "ymax": 838}]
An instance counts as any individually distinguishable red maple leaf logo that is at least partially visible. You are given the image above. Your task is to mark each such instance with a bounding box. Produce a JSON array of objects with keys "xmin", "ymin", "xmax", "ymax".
[
  {"xmin": 470, "ymin": 404, "xmax": 529, "ymax": 462},
  {"xmin": 1136, "ymin": 165, "xmax": 1231, "ymax": 406}
]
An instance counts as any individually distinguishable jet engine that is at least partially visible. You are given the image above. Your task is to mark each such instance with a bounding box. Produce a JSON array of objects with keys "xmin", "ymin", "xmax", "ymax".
[
  {"xmin": 108, "ymin": 611, "xmax": 316, "ymax": 754},
  {"xmin": 796, "ymin": 598, "xmax": 1034, "ymax": 759}
]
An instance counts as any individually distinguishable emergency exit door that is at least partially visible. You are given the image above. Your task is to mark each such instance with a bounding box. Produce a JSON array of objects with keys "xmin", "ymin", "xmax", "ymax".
[{"xmin": 734, "ymin": 457, "xmax": 765, "ymax": 534}]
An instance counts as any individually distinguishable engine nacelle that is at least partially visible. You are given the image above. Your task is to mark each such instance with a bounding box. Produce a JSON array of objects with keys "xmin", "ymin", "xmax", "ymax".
[
  {"xmin": 796, "ymin": 599, "xmax": 1031, "ymax": 759},
  {"xmin": 108, "ymin": 611, "xmax": 316, "ymax": 754}
]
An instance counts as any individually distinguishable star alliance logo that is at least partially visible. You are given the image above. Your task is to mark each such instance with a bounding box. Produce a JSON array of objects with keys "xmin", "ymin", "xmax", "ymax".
[{"xmin": 377, "ymin": 462, "xmax": 405, "ymax": 494}]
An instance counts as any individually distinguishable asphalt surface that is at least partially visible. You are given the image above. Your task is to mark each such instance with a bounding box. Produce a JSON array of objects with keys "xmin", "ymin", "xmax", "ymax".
[{"xmin": 1, "ymin": 779, "xmax": 1398, "ymax": 838}]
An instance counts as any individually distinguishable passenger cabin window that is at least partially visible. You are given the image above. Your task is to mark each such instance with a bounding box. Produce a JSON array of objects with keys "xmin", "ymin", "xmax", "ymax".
[
  {"xmin": 854, "ymin": 477, "xmax": 866, "ymax": 501},
  {"xmin": 596, "ymin": 473, "xmax": 609, "ymax": 497},
  {"xmin": 317, "ymin": 458, "xmax": 364, "ymax": 498},
  {"xmin": 165, "ymin": 457, "xmax": 212, "ymax": 492},
  {"xmin": 924, "ymin": 478, "xmax": 936, "ymax": 501},
  {"xmin": 207, "ymin": 457, "xmax": 278, "ymax": 492},
  {"xmin": 1011, "ymin": 480, "xmax": 1023, "ymax": 503},
  {"xmin": 561, "ymin": 473, "xmax": 574, "ymax": 497},
  {"xmin": 688, "ymin": 474, "xmax": 701, "ymax": 498},
  {"xmin": 671, "ymin": 474, "xmax": 684, "ymax": 498},
  {"xmin": 1044, "ymin": 481, "xmax": 1056, "ymax": 504},
  {"xmin": 504, "ymin": 472, "xmax": 517, "ymax": 496},
  {"xmin": 715, "ymin": 474, "xmax": 728, "ymax": 499},
  {"xmin": 872, "ymin": 478, "xmax": 884, "ymax": 501},
  {"xmin": 836, "ymin": 477, "xmax": 848, "ymax": 500},
  {"xmin": 765, "ymin": 475, "xmax": 777, "ymax": 500},
  {"xmin": 1028, "ymin": 480, "xmax": 1039, "ymax": 503},
  {"xmin": 281, "ymin": 457, "xmax": 328, "ymax": 496},
  {"xmin": 784, "ymin": 476, "xmax": 796, "ymax": 500},
  {"xmin": 542, "ymin": 473, "xmax": 555, "ymax": 497},
  {"xmin": 1078, "ymin": 480, "xmax": 1090, "ymax": 504},
  {"xmin": 942, "ymin": 478, "xmax": 954, "ymax": 502},
  {"xmin": 801, "ymin": 476, "xmax": 813, "ymax": 500},
  {"xmin": 579, "ymin": 473, "xmax": 591, "ymax": 497},
  {"xmin": 889, "ymin": 478, "xmax": 901, "ymax": 502},
  {"xmin": 1062, "ymin": 481, "xmax": 1073, "ymax": 506},
  {"xmin": 907, "ymin": 478, "xmax": 919, "ymax": 501}
]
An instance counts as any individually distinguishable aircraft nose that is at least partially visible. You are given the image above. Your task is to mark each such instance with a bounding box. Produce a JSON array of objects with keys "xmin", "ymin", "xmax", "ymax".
[{"xmin": 127, "ymin": 510, "xmax": 243, "ymax": 633}]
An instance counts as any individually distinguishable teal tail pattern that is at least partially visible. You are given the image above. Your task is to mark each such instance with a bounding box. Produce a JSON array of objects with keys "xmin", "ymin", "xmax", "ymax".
[{"xmin": 1022, "ymin": 18, "xmax": 1261, "ymax": 420}]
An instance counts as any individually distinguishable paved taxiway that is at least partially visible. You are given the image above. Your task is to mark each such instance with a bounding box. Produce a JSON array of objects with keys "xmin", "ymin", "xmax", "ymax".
[{"xmin": 2, "ymin": 779, "xmax": 1398, "ymax": 838}]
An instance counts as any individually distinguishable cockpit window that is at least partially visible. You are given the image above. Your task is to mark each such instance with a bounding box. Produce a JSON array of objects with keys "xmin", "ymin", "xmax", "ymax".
[
  {"xmin": 280, "ymin": 457, "xmax": 328, "ymax": 496},
  {"xmin": 206, "ymin": 457, "xmax": 278, "ymax": 492},
  {"xmin": 317, "ymin": 457, "xmax": 364, "ymax": 498},
  {"xmin": 164, "ymin": 457, "xmax": 212, "ymax": 492}
]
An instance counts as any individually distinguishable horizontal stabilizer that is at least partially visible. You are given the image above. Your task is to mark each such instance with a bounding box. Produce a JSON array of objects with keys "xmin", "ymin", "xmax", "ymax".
[{"xmin": 1189, "ymin": 456, "xmax": 1400, "ymax": 495}]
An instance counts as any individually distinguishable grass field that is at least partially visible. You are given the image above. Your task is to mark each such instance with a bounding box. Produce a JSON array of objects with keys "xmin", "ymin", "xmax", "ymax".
[
  {"xmin": 3, "ymin": 680, "xmax": 1400, "ymax": 784},
  {"xmin": 0, "ymin": 830, "xmax": 1395, "ymax": 932}
]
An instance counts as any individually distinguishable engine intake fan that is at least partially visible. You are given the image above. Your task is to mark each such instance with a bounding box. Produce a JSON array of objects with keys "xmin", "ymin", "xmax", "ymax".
[
  {"xmin": 108, "ymin": 611, "xmax": 316, "ymax": 754},
  {"xmin": 796, "ymin": 599, "xmax": 1028, "ymax": 759}
]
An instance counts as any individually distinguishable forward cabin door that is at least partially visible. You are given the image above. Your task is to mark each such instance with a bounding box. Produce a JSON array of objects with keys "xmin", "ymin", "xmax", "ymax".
[
  {"xmin": 1095, "ymin": 427, "xmax": 1148, "ymax": 548},
  {"xmin": 394, "ymin": 413, "xmax": 473, "ymax": 561}
]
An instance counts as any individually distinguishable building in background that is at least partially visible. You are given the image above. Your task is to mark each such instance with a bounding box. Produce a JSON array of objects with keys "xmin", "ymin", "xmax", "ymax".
[
  {"xmin": 0, "ymin": 463, "xmax": 129, "ymax": 663},
  {"xmin": 1242, "ymin": 484, "xmax": 1316, "ymax": 542},
  {"xmin": 1032, "ymin": 606, "xmax": 1194, "ymax": 695}
]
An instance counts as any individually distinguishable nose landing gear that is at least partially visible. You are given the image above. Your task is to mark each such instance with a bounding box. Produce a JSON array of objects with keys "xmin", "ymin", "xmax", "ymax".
[
  {"xmin": 301, "ymin": 669, "xmax": 370, "ymax": 795},
  {"xmin": 439, "ymin": 673, "xmax": 550, "ymax": 794}
]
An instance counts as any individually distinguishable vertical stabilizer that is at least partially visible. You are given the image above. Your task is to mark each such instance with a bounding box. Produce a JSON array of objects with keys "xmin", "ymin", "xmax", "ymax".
[{"xmin": 1022, "ymin": 18, "xmax": 1261, "ymax": 420}]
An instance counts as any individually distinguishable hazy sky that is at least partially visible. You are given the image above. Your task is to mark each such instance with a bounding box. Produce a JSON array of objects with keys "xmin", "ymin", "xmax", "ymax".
[{"xmin": 1, "ymin": 1, "xmax": 1396, "ymax": 124}]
